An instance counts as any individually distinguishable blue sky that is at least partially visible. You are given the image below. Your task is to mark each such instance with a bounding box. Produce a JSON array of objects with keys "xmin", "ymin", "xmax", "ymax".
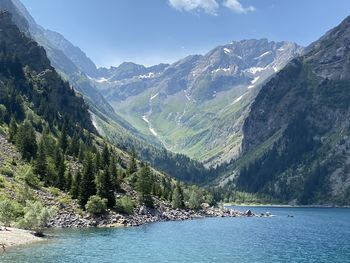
[{"xmin": 21, "ymin": 0, "xmax": 350, "ymax": 67}]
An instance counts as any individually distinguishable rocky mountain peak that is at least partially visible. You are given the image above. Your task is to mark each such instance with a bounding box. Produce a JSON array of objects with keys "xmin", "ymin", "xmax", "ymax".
[
  {"xmin": 304, "ymin": 15, "xmax": 350, "ymax": 80},
  {"xmin": 93, "ymin": 38, "xmax": 303, "ymax": 166}
]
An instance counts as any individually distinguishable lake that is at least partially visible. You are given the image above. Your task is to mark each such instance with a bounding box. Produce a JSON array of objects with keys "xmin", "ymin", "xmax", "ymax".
[{"xmin": 2, "ymin": 207, "xmax": 350, "ymax": 263}]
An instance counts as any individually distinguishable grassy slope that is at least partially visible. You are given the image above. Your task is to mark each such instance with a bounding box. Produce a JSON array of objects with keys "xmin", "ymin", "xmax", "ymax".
[{"xmin": 111, "ymin": 84, "xmax": 257, "ymax": 166}]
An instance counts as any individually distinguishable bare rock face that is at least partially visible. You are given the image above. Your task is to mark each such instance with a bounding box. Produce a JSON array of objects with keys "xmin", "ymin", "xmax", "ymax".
[
  {"xmin": 236, "ymin": 15, "xmax": 350, "ymax": 204},
  {"xmin": 305, "ymin": 16, "xmax": 350, "ymax": 80}
]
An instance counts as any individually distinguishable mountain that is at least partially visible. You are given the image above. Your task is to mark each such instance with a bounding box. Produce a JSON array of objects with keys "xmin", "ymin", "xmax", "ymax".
[
  {"xmin": 0, "ymin": 0, "xmax": 119, "ymax": 120},
  {"xmin": 218, "ymin": 16, "xmax": 350, "ymax": 205},
  {"xmin": 95, "ymin": 40, "xmax": 302, "ymax": 166},
  {"xmin": 40, "ymin": 29, "xmax": 99, "ymax": 78},
  {"xmin": 96, "ymin": 62, "xmax": 169, "ymax": 81},
  {"xmin": 0, "ymin": 11, "xmax": 217, "ymax": 230},
  {"xmin": 0, "ymin": 0, "xmax": 215, "ymax": 184},
  {"xmin": 0, "ymin": 11, "xmax": 94, "ymax": 134}
]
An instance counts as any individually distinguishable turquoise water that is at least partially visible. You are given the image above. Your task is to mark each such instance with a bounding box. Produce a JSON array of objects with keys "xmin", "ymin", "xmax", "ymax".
[{"xmin": 2, "ymin": 207, "xmax": 350, "ymax": 263}]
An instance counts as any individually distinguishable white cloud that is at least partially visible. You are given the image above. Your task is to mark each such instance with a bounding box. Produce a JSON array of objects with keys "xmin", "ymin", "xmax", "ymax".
[
  {"xmin": 168, "ymin": 0, "xmax": 219, "ymax": 15},
  {"xmin": 223, "ymin": 0, "xmax": 255, "ymax": 14},
  {"xmin": 168, "ymin": 0, "xmax": 255, "ymax": 15}
]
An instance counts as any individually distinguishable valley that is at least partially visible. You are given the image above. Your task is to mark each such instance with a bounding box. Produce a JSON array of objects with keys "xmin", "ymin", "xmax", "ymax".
[
  {"xmin": 0, "ymin": 0, "xmax": 348, "ymax": 245},
  {"xmin": 93, "ymin": 40, "xmax": 303, "ymax": 166},
  {"xmin": 0, "ymin": 0, "xmax": 350, "ymax": 262}
]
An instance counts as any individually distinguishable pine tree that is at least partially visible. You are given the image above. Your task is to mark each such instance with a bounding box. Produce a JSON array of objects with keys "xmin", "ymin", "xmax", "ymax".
[
  {"xmin": 94, "ymin": 151, "xmax": 102, "ymax": 171},
  {"xmin": 57, "ymin": 154, "xmax": 66, "ymax": 190},
  {"xmin": 41, "ymin": 128, "xmax": 55, "ymax": 158},
  {"xmin": 78, "ymin": 142, "xmax": 85, "ymax": 162},
  {"xmin": 109, "ymin": 155, "xmax": 120, "ymax": 192},
  {"xmin": 188, "ymin": 187, "xmax": 203, "ymax": 210},
  {"xmin": 67, "ymin": 132, "xmax": 80, "ymax": 157},
  {"xmin": 71, "ymin": 171, "xmax": 81, "ymax": 199},
  {"xmin": 172, "ymin": 182, "xmax": 185, "ymax": 209},
  {"xmin": 65, "ymin": 170, "xmax": 73, "ymax": 192},
  {"xmin": 16, "ymin": 121, "xmax": 37, "ymax": 161},
  {"xmin": 101, "ymin": 143, "xmax": 110, "ymax": 167},
  {"xmin": 127, "ymin": 151, "xmax": 138, "ymax": 175},
  {"xmin": 79, "ymin": 154, "xmax": 96, "ymax": 208},
  {"xmin": 96, "ymin": 169, "xmax": 115, "ymax": 208},
  {"xmin": 8, "ymin": 117, "xmax": 17, "ymax": 143},
  {"xmin": 34, "ymin": 138, "xmax": 48, "ymax": 183},
  {"xmin": 136, "ymin": 164, "xmax": 153, "ymax": 207},
  {"xmin": 59, "ymin": 123, "xmax": 68, "ymax": 153}
]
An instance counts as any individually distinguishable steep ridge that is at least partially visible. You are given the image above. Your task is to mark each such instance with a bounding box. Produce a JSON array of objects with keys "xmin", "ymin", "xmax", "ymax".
[
  {"xmin": 0, "ymin": 0, "xmax": 217, "ymax": 184},
  {"xmin": 0, "ymin": 11, "xmax": 94, "ymax": 133},
  {"xmin": 1, "ymin": 0, "xmax": 119, "ymax": 121},
  {"xmin": 225, "ymin": 16, "xmax": 350, "ymax": 205},
  {"xmin": 0, "ymin": 11, "xmax": 219, "ymax": 229},
  {"xmin": 95, "ymin": 40, "xmax": 302, "ymax": 166}
]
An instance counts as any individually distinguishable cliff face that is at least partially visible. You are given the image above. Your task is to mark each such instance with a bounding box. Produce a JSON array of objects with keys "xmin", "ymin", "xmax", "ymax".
[{"xmin": 237, "ymin": 16, "xmax": 350, "ymax": 205}]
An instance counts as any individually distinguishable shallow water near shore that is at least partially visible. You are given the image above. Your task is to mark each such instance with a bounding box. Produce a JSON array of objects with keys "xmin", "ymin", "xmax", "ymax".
[{"xmin": 1, "ymin": 207, "xmax": 350, "ymax": 263}]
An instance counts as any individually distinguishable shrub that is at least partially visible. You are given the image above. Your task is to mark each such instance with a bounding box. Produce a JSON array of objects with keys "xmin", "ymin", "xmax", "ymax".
[
  {"xmin": 0, "ymin": 167, "xmax": 14, "ymax": 177},
  {"xmin": 17, "ymin": 201, "xmax": 57, "ymax": 236},
  {"xmin": 58, "ymin": 195, "xmax": 73, "ymax": 206},
  {"xmin": 0, "ymin": 199, "xmax": 17, "ymax": 227},
  {"xmin": 0, "ymin": 176, "xmax": 6, "ymax": 188},
  {"xmin": 85, "ymin": 195, "xmax": 107, "ymax": 216},
  {"xmin": 116, "ymin": 196, "xmax": 135, "ymax": 215},
  {"xmin": 187, "ymin": 189, "xmax": 204, "ymax": 210},
  {"xmin": 48, "ymin": 187, "xmax": 61, "ymax": 197},
  {"xmin": 15, "ymin": 166, "xmax": 41, "ymax": 188},
  {"xmin": 16, "ymin": 185, "xmax": 35, "ymax": 205}
]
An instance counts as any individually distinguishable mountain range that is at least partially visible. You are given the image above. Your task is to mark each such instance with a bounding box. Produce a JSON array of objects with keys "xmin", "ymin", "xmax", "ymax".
[
  {"xmin": 1, "ymin": 0, "xmax": 218, "ymax": 184},
  {"xmin": 93, "ymin": 40, "xmax": 302, "ymax": 166},
  {"xmin": 0, "ymin": 10, "xmax": 217, "ymax": 226},
  {"xmin": 1, "ymin": 0, "xmax": 349, "ymax": 205}
]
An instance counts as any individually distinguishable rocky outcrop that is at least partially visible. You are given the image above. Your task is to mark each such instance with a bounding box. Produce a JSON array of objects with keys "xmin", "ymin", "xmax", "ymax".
[
  {"xmin": 235, "ymin": 15, "xmax": 350, "ymax": 204},
  {"xmin": 48, "ymin": 202, "xmax": 252, "ymax": 229}
]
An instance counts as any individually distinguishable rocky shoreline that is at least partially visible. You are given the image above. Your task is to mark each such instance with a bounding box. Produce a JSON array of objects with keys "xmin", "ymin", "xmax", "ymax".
[
  {"xmin": 0, "ymin": 190, "xmax": 261, "ymax": 251},
  {"xmin": 48, "ymin": 198, "xmax": 256, "ymax": 229},
  {"xmin": 0, "ymin": 207, "xmax": 258, "ymax": 252}
]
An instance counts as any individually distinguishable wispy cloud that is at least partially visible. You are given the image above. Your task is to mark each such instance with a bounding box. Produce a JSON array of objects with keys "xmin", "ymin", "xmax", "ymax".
[
  {"xmin": 168, "ymin": 0, "xmax": 255, "ymax": 15},
  {"xmin": 168, "ymin": 0, "xmax": 219, "ymax": 15},
  {"xmin": 223, "ymin": 0, "xmax": 255, "ymax": 14}
]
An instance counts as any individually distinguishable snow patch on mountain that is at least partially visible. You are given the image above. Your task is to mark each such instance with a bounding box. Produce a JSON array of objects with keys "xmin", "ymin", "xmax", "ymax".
[
  {"xmin": 142, "ymin": 115, "xmax": 150, "ymax": 124},
  {"xmin": 231, "ymin": 94, "xmax": 245, "ymax": 105},
  {"xmin": 150, "ymin": 93, "xmax": 159, "ymax": 101},
  {"xmin": 251, "ymin": 76, "xmax": 260, "ymax": 84},
  {"xmin": 142, "ymin": 115, "xmax": 158, "ymax": 136},
  {"xmin": 88, "ymin": 76, "xmax": 110, "ymax": 83},
  {"xmin": 139, "ymin": 72, "xmax": 155, "ymax": 79},
  {"xmin": 149, "ymin": 127, "xmax": 158, "ymax": 136},
  {"xmin": 212, "ymin": 67, "xmax": 231, "ymax": 74},
  {"xmin": 255, "ymin": 51, "xmax": 271, "ymax": 59},
  {"xmin": 247, "ymin": 67, "xmax": 265, "ymax": 74}
]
